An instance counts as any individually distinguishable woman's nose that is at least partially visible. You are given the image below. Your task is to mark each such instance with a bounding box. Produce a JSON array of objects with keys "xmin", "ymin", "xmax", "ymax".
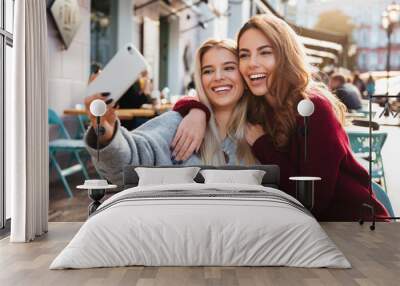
[
  {"xmin": 249, "ymin": 54, "xmax": 259, "ymax": 68},
  {"xmin": 215, "ymin": 69, "xmax": 224, "ymax": 80}
]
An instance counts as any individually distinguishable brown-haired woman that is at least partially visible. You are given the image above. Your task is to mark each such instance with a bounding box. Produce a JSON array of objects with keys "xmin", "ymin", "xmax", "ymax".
[{"xmin": 172, "ymin": 13, "xmax": 389, "ymax": 221}]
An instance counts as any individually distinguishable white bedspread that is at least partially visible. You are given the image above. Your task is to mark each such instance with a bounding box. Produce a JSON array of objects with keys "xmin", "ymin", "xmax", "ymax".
[{"xmin": 50, "ymin": 183, "xmax": 351, "ymax": 269}]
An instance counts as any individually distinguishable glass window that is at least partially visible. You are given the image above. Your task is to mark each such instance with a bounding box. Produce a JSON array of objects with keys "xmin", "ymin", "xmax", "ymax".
[
  {"xmin": 0, "ymin": 37, "xmax": 3, "ymax": 229},
  {"xmin": 371, "ymin": 28, "xmax": 378, "ymax": 48},
  {"xmin": 5, "ymin": 44, "xmax": 12, "ymax": 220},
  {"xmin": 0, "ymin": 0, "xmax": 4, "ymax": 229},
  {"xmin": 0, "ymin": 1, "xmax": 2, "ymax": 28},
  {"xmin": 90, "ymin": 0, "xmax": 118, "ymax": 68},
  {"xmin": 369, "ymin": 52, "xmax": 377, "ymax": 67},
  {"xmin": 5, "ymin": 0, "xmax": 14, "ymax": 33},
  {"xmin": 358, "ymin": 52, "xmax": 366, "ymax": 70},
  {"xmin": 1, "ymin": 0, "xmax": 13, "ymax": 229}
]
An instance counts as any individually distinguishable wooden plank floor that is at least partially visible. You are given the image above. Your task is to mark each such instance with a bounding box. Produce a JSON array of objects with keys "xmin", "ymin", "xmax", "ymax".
[{"xmin": 0, "ymin": 222, "xmax": 399, "ymax": 286}]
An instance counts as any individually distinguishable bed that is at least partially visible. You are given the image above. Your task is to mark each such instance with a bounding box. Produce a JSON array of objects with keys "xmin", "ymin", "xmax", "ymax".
[{"xmin": 50, "ymin": 165, "xmax": 350, "ymax": 269}]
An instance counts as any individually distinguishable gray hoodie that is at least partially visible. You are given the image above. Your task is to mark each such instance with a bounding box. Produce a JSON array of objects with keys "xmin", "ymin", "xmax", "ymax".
[{"xmin": 85, "ymin": 111, "xmax": 241, "ymax": 184}]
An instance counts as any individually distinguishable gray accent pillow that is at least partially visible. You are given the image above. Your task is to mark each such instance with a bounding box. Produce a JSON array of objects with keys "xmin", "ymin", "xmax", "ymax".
[
  {"xmin": 135, "ymin": 167, "xmax": 201, "ymax": 186},
  {"xmin": 200, "ymin": 169, "xmax": 266, "ymax": 185}
]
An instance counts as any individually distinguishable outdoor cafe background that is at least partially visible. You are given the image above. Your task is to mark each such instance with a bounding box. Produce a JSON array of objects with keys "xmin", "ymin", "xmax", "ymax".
[{"xmin": 41, "ymin": 0, "xmax": 400, "ymax": 223}]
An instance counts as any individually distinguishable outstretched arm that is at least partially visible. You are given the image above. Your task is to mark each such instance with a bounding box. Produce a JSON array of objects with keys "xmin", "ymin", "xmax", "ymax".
[{"xmin": 85, "ymin": 111, "xmax": 183, "ymax": 184}]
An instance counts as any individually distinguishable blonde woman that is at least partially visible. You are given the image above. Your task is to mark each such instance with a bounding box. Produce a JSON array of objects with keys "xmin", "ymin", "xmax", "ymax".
[
  {"xmin": 172, "ymin": 14, "xmax": 389, "ymax": 221},
  {"xmin": 84, "ymin": 39, "xmax": 256, "ymax": 184}
]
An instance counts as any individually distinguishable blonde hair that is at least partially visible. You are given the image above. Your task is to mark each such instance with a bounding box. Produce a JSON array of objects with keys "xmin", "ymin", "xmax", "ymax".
[
  {"xmin": 193, "ymin": 39, "xmax": 257, "ymax": 165},
  {"xmin": 238, "ymin": 14, "xmax": 346, "ymax": 149}
]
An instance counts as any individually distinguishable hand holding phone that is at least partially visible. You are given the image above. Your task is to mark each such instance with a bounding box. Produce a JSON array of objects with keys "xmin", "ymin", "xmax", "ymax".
[
  {"xmin": 84, "ymin": 93, "xmax": 117, "ymax": 145},
  {"xmin": 86, "ymin": 43, "xmax": 149, "ymax": 103}
]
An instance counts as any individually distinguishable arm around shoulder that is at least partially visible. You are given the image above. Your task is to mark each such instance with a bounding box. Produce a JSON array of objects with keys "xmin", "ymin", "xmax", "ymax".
[{"xmin": 173, "ymin": 98, "xmax": 211, "ymax": 122}]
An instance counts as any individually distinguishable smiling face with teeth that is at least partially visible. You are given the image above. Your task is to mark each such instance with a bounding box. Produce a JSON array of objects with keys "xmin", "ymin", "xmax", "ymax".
[
  {"xmin": 200, "ymin": 47, "xmax": 244, "ymax": 110},
  {"xmin": 238, "ymin": 28, "xmax": 276, "ymax": 97}
]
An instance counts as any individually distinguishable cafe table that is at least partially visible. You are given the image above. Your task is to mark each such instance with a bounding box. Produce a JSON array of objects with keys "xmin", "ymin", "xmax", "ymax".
[{"xmin": 64, "ymin": 104, "xmax": 173, "ymax": 120}]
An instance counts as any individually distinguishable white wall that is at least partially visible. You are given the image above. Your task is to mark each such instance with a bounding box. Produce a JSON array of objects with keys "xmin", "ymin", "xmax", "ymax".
[
  {"xmin": 228, "ymin": 0, "xmax": 251, "ymax": 40},
  {"xmin": 143, "ymin": 17, "xmax": 160, "ymax": 90},
  {"xmin": 167, "ymin": 17, "xmax": 182, "ymax": 95},
  {"xmin": 167, "ymin": 0, "xmax": 232, "ymax": 94},
  {"xmin": 47, "ymin": 0, "xmax": 91, "ymax": 115},
  {"xmin": 174, "ymin": 8, "xmax": 203, "ymax": 94},
  {"xmin": 117, "ymin": 0, "xmax": 135, "ymax": 50}
]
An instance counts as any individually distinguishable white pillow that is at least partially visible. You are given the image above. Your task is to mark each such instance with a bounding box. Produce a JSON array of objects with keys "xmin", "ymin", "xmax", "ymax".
[
  {"xmin": 200, "ymin": 169, "xmax": 266, "ymax": 185},
  {"xmin": 135, "ymin": 167, "xmax": 201, "ymax": 186}
]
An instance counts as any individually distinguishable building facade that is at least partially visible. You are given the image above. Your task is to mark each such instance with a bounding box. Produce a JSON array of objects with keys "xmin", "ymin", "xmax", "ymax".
[
  {"xmin": 47, "ymin": 0, "xmax": 255, "ymax": 114},
  {"xmin": 294, "ymin": 0, "xmax": 400, "ymax": 72},
  {"xmin": 46, "ymin": 0, "xmax": 353, "ymax": 115}
]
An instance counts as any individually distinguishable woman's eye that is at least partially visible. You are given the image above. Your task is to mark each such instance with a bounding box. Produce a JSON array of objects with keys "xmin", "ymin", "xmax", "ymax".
[
  {"xmin": 261, "ymin": 50, "xmax": 272, "ymax": 55},
  {"xmin": 239, "ymin": 53, "xmax": 249, "ymax": 59},
  {"xmin": 202, "ymin": 70, "xmax": 212, "ymax": 75},
  {"xmin": 225, "ymin": 66, "xmax": 235, "ymax": 71}
]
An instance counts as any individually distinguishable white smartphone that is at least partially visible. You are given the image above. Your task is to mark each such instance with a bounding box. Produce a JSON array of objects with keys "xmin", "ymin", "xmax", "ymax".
[{"xmin": 86, "ymin": 43, "xmax": 149, "ymax": 102}]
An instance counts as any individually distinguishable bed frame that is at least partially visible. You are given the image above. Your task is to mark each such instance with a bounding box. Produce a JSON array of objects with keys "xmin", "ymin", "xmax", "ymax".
[
  {"xmin": 87, "ymin": 165, "xmax": 280, "ymax": 216},
  {"xmin": 122, "ymin": 165, "xmax": 280, "ymax": 189}
]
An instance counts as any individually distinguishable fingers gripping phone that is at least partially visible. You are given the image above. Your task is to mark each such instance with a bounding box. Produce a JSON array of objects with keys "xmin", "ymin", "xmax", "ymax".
[{"xmin": 86, "ymin": 43, "xmax": 149, "ymax": 102}]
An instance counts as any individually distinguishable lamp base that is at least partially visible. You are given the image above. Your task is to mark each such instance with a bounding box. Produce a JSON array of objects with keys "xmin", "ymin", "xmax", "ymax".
[
  {"xmin": 88, "ymin": 189, "xmax": 106, "ymax": 216},
  {"xmin": 289, "ymin": 176, "xmax": 321, "ymax": 211},
  {"xmin": 77, "ymin": 180, "xmax": 117, "ymax": 216}
]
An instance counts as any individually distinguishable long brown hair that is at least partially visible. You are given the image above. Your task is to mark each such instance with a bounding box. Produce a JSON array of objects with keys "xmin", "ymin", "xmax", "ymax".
[
  {"xmin": 237, "ymin": 14, "xmax": 346, "ymax": 149},
  {"xmin": 194, "ymin": 39, "xmax": 257, "ymax": 165}
]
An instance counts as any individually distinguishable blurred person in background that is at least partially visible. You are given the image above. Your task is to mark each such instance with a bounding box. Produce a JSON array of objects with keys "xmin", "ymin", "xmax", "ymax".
[
  {"xmin": 89, "ymin": 62, "xmax": 102, "ymax": 83},
  {"xmin": 329, "ymin": 73, "xmax": 362, "ymax": 110},
  {"xmin": 366, "ymin": 74, "xmax": 376, "ymax": 97},
  {"xmin": 313, "ymin": 71, "xmax": 330, "ymax": 86},
  {"xmin": 115, "ymin": 70, "xmax": 153, "ymax": 130},
  {"xmin": 352, "ymin": 71, "xmax": 366, "ymax": 96},
  {"xmin": 186, "ymin": 73, "xmax": 196, "ymax": 92}
]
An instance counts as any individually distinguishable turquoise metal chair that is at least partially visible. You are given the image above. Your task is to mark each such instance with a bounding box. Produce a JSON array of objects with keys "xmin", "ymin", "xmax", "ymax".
[
  {"xmin": 347, "ymin": 130, "xmax": 388, "ymax": 191},
  {"xmin": 71, "ymin": 104, "xmax": 90, "ymax": 140},
  {"xmin": 74, "ymin": 114, "xmax": 90, "ymax": 139},
  {"xmin": 372, "ymin": 181, "xmax": 395, "ymax": 218},
  {"xmin": 49, "ymin": 109, "xmax": 89, "ymax": 197}
]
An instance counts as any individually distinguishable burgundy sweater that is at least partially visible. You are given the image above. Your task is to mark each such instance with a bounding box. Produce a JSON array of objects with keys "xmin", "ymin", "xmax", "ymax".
[{"xmin": 173, "ymin": 95, "xmax": 389, "ymax": 221}]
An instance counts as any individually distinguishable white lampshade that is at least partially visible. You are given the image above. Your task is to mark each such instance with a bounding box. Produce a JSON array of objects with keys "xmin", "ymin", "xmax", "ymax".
[
  {"xmin": 89, "ymin": 99, "xmax": 107, "ymax": 117},
  {"xmin": 297, "ymin": 99, "xmax": 315, "ymax": 117}
]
